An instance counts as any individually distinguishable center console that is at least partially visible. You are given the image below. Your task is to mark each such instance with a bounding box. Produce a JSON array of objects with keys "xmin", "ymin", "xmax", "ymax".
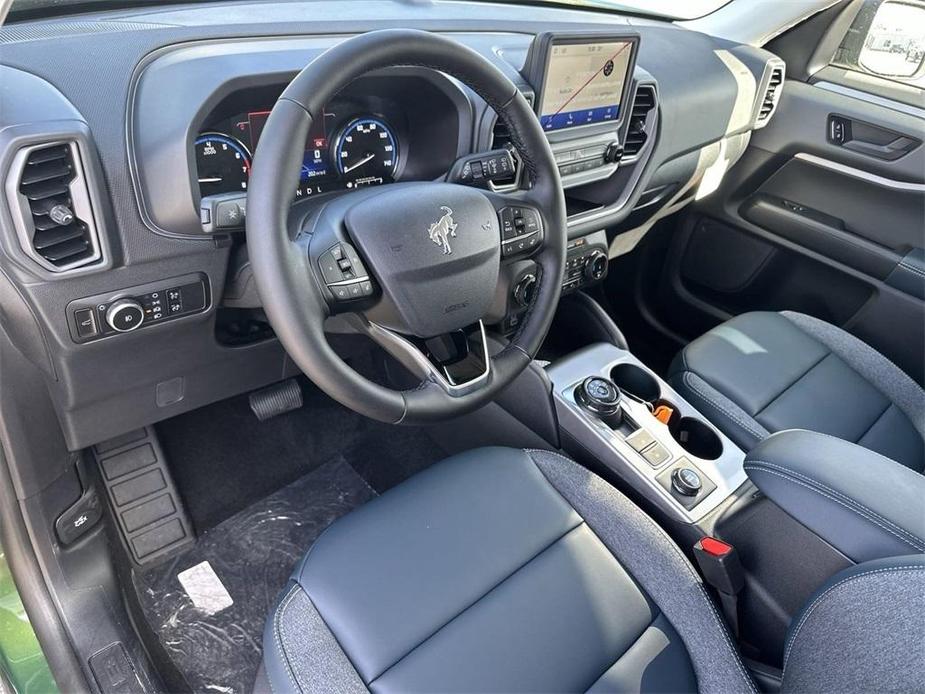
[{"xmin": 546, "ymin": 343, "xmax": 747, "ymax": 525}]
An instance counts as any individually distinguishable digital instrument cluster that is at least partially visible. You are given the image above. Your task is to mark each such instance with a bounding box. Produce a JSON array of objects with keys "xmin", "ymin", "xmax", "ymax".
[{"xmin": 194, "ymin": 103, "xmax": 400, "ymax": 199}]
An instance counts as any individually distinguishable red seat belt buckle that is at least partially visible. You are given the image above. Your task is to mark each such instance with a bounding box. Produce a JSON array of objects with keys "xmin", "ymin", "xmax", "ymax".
[
  {"xmin": 700, "ymin": 536, "xmax": 734, "ymax": 558},
  {"xmin": 693, "ymin": 537, "xmax": 745, "ymax": 595},
  {"xmin": 693, "ymin": 537, "xmax": 746, "ymax": 638}
]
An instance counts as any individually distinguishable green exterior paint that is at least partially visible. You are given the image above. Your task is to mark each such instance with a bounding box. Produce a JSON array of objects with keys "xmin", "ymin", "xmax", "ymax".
[{"xmin": 0, "ymin": 547, "xmax": 57, "ymax": 693}]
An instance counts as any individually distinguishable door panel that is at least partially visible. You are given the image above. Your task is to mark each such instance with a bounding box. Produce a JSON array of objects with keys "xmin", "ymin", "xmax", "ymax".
[{"xmin": 653, "ymin": 78, "xmax": 925, "ymax": 383}]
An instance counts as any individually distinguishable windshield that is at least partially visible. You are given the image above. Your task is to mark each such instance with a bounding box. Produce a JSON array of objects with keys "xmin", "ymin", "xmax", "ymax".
[
  {"xmin": 541, "ymin": 0, "xmax": 733, "ymax": 20},
  {"xmin": 7, "ymin": 0, "xmax": 733, "ymax": 22}
]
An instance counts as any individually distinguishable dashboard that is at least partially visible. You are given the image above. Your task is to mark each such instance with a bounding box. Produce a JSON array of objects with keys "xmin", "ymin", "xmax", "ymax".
[{"xmin": 0, "ymin": 0, "xmax": 784, "ymax": 450}]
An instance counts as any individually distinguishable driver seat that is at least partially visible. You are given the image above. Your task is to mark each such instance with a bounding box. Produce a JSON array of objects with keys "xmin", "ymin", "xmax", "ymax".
[{"xmin": 256, "ymin": 447, "xmax": 924, "ymax": 693}]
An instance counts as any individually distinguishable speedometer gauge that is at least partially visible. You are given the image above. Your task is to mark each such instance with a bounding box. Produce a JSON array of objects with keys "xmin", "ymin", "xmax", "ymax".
[
  {"xmin": 195, "ymin": 133, "xmax": 251, "ymax": 197},
  {"xmin": 335, "ymin": 118, "xmax": 398, "ymax": 187}
]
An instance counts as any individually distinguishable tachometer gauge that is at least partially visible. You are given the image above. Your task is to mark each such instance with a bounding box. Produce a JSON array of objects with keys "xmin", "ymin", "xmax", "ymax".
[
  {"xmin": 334, "ymin": 118, "xmax": 398, "ymax": 187},
  {"xmin": 195, "ymin": 133, "xmax": 251, "ymax": 197}
]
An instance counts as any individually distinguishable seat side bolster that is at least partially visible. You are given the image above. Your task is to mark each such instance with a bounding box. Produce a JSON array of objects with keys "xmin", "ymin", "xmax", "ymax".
[
  {"xmin": 782, "ymin": 556, "xmax": 925, "ymax": 693},
  {"xmin": 527, "ymin": 449, "xmax": 757, "ymax": 694},
  {"xmin": 781, "ymin": 311, "xmax": 925, "ymax": 440},
  {"xmin": 263, "ymin": 583, "xmax": 368, "ymax": 694},
  {"xmin": 669, "ymin": 370, "xmax": 769, "ymax": 452},
  {"xmin": 744, "ymin": 430, "xmax": 925, "ymax": 563}
]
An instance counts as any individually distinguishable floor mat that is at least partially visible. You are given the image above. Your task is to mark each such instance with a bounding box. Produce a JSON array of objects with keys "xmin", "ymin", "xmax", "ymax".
[
  {"xmin": 132, "ymin": 457, "xmax": 375, "ymax": 694},
  {"xmin": 157, "ymin": 378, "xmax": 443, "ymax": 532}
]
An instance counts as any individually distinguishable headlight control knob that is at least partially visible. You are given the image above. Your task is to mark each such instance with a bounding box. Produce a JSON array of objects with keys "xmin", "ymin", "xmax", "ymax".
[{"xmin": 106, "ymin": 299, "xmax": 145, "ymax": 333}]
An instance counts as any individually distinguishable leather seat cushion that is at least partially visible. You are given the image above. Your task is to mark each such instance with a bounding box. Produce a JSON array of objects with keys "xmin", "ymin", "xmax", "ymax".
[
  {"xmin": 669, "ymin": 311, "xmax": 925, "ymax": 471},
  {"xmin": 260, "ymin": 447, "xmax": 756, "ymax": 693}
]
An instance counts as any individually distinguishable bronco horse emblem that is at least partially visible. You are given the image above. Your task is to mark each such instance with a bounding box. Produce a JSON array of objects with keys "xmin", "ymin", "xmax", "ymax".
[{"xmin": 427, "ymin": 206, "xmax": 458, "ymax": 255}]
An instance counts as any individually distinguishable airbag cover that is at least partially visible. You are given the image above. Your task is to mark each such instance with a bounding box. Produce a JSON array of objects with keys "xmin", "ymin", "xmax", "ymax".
[{"xmin": 345, "ymin": 182, "xmax": 500, "ymax": 337}]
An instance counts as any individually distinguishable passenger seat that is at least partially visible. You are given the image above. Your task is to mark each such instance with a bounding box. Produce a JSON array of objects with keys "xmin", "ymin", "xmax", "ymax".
[{"xmin": 668, "ymin": 311, "xmax": 925, "ymax": 472}]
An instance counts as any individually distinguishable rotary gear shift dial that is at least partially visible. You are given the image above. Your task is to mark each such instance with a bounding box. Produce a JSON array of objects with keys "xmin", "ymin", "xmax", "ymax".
[{"xmin": 575, "ymin": 376, "xmax": 623, "ymax": 427}]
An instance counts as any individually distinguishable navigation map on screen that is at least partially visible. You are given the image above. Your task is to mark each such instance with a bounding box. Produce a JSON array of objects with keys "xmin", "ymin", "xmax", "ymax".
[{"xmin": 538, "ymin": 40, "xmax": 633, "ymax": 131}]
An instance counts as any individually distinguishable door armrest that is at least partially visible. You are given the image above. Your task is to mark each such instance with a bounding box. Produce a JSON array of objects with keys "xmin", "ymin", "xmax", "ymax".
[{"xmin": 744, "ymin": 430, "xmax": 925, "ymax": 563}]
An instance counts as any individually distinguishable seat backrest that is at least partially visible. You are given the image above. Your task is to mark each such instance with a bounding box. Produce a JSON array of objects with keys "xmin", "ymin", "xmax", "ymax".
[{"xmin": 782, "ymin": 554, "xmax": 925, "ymax": 693}]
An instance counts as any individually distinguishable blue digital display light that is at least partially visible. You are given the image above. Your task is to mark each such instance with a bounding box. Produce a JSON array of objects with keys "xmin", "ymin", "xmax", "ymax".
[{"xmin": 540, "ymin": 104, "xmax": 620, "ymax": 131}]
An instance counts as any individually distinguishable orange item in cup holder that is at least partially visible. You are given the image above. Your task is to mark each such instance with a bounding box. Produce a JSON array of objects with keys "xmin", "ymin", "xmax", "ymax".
[{"xmin": 653, "ymin": 405, "xmax": 674, "ymax": 425}]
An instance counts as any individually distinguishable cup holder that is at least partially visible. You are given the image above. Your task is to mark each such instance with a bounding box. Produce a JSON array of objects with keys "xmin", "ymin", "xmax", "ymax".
[
  {"xmin": 610, "ymin": 363, "xmax": 660, "ymax": 404},
  {"xmin": 669, "ymin": 417, "xmax": 723, "ymax": 460}
]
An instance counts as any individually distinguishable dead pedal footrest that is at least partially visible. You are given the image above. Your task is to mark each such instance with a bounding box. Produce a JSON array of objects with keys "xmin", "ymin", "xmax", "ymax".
[{"xmin": 93, "ymin": 427, "xmax": 194, "ymax": 565}]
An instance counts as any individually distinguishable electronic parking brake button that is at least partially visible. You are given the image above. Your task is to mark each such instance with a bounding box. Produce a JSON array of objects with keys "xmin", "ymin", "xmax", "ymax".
[{"xmin": 625, "ymin": 428, "xmax": 656, "ymax": 453}]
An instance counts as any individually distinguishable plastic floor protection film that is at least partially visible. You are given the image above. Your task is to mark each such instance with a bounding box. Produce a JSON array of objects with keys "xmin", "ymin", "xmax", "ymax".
[{"xmin": 132, "ymin": 456, "xmax": 376, "ymax": 693}]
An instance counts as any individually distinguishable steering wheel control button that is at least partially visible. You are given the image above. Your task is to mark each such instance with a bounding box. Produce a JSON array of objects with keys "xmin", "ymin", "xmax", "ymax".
[
  {"xmin": 106, "ymin": 299, "xmax": 145, "ymax": 333},
  {"xmin": 575, "ymin": 376, "xmax": 623, "ymax": 426},
  {"xmin": 320, "ymin": 243, "xmax": 373, "ymax": 302},
  {"xmin": 500, "ymin": 208, "xmax": 516, "ymax": 239},
  {"xmin": 499, "ymin": 206, "xmax": 543, "ymax": 258},
  {"xmin": 671, "ymin": 467, "xmax": 703, "ymax": 497}
]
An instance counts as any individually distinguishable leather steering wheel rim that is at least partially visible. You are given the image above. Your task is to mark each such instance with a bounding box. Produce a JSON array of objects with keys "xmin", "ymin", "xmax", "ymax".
[{"xmin": 247, "ymin": 29, "xmax": 566, "ymax": 424}]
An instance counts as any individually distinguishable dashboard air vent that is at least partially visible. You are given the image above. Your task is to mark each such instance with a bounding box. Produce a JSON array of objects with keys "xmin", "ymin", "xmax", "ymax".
[
  {"xmin": 623, "ymin": 86, "xmax": 656, "ymax": 158},
  {"xmin": 756, "ymin": 66, "xmax": 784, "ymax": 127},
  {"xmin": 10, "ymin": 142, "xmax": 101, "ymax": 272}
]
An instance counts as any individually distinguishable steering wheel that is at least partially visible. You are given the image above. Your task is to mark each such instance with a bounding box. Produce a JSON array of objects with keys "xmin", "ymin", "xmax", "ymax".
[{"xmin": 247, "ymin": 29, "xmax": 566, "ymax": 424}]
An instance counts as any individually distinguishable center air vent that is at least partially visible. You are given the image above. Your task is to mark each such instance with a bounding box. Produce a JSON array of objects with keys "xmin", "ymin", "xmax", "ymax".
[
  {"xmin": 9, "ymin": 141, "xmax": 102, "ymax": 272},
  {"xmin": 623, "ymin": 86, "xmax": 657, "ymax": 158},
  {"xmin": 756, "ymin": 65, "xmax": 784, "ymax": 128}
]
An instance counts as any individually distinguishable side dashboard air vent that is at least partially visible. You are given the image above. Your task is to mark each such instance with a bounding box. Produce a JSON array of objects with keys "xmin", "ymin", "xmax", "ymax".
[
  {"xmin": 8, "ymin": 141, "xmax": 102, "ymax": 272},
  {"xmin": 623, "ymin": 85, "xmax": 657, "ymax": 158},
  {"xmin": 756, "ymin": 65, "xmax": 785, "ymax": 128},
  {"xmin": 489, "ymin": 94, "xmax": 532, "ymax": 190}
]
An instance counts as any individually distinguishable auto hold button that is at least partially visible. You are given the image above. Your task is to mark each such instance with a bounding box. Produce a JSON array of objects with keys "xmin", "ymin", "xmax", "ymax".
[{"xmin": 642, "ymin": 442, "xmax": 671, "ymax": 467}]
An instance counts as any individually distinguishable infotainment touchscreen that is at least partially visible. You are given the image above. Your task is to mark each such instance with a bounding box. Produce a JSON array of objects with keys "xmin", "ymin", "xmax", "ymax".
[{"xmin": 536, "ymin": 38, "xmax": 637, "ymax": 132}]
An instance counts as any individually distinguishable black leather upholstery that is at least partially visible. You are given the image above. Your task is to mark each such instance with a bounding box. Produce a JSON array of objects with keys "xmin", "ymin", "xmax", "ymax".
[
  {"xmin": 259, "ymin": 447, "xmax": 925, "ymax": 693},
  {"xmin": 745, "ymin": 430, "xmax": 925, "ymax": 562},
  {"xmin": 669, "ymin": 311, "xmax": 924, "ymax": 471},
  {"xmin": 260, "ymin": 447, "xmax": 749, "ymax": 693}
]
